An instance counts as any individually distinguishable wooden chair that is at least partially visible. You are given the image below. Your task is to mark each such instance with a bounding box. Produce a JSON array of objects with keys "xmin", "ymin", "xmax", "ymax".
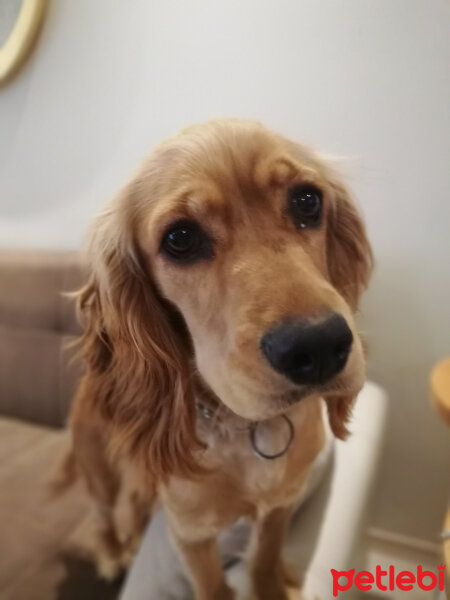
[{"xmin": 430, "ymin": 357, "xmax": 450, "ymax": 594}]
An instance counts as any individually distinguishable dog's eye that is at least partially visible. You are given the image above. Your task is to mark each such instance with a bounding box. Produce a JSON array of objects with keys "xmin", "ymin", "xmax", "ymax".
[
  {"xmin": 288, "ymin": 185, "xmax": 323, "ymax": 228},
  {"xmin": 161, "ymin": 220, "xmax": 212, "ymax": 263}
]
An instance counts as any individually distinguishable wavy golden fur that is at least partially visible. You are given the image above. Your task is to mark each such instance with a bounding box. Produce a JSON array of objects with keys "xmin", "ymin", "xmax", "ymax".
[{"xmin": 66, "ymin": 119, "xmax": 372, "ymax": 598}]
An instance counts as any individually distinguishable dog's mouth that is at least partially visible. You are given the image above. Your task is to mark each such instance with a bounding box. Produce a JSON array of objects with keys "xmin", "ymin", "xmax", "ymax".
[
  {"xmin": 277, "ymin": 386, "xmax": 317, "ymax": 406},
  {"xmin": 260, "ymin": 375, "xmax": 361, "ymax": 417},
  {"xmin": 248, "ymin": 384, "xmax": 322, "ymax": 421}
]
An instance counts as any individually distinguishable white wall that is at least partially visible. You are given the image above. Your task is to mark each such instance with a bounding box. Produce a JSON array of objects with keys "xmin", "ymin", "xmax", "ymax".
[{"xmin": 1, "ymin": 0, "xmax": 449, "ymax": 543}]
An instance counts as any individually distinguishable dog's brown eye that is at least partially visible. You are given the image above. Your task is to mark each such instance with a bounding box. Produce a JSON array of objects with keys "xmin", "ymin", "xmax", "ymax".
[
  {"xmin": 161, "ymin": 220, "xmax": 212, "ymax": 264},
  {"xmin": 167, "ymin": 227, "xmax": 195, "ymax": 252},
  {"xmin": 288, "ymin": 185, "xmax": 322, "ymax": 228}
]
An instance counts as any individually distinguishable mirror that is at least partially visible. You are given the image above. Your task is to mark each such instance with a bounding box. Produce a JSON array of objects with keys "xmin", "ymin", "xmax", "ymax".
[{"xmin": 0, "ymin": 0, "xmax": 46, "ymax": 85}]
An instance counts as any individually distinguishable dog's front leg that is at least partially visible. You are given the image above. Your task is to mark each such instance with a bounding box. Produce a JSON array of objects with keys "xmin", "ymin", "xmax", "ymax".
[
  {"xmin": 249, "ymin": 506, "xmax": 299, "ymax": 600},
  {"xmin": 174, "ymin": 535, "xmax": 235, "ymax": 600}
]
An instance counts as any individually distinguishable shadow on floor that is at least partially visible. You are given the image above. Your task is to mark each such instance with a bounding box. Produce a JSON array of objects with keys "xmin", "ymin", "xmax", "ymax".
[{"xmin": 56, "ymin": 553, "xmax": 125, "ymax": 600}]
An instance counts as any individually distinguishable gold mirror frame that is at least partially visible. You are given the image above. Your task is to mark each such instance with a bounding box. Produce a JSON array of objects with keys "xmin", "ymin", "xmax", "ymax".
[{"xmin": 0, "ymin": 0, "xmax": 46, "ymax": 86}]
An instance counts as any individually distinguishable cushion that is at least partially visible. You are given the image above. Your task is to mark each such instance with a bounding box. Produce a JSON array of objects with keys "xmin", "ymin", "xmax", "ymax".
[
  {"xmin": 0, "ymin": 328, "xmax": 82, "ymax": 428},
  {"xmin": 0, "ymin": 417, "xmax": 121, "ymax": 600},
  {"xmin": 0, "ymin": 252, "xmax": 82, "ymax": 336}
]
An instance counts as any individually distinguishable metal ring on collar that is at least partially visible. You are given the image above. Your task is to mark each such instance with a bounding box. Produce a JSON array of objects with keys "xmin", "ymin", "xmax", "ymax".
[{"xmin": 249, "ymin": 414, "xmax": 295, "ymax": 460}]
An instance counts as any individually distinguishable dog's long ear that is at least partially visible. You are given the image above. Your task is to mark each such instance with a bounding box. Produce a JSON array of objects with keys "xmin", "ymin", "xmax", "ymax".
[
  {"xmin": 326, "ymin": 180, "xmax": 373, "ymax": 312},
  {"xmin": 325, "ymin": 179, "xmax": 373, "ymax": 439},
  {"xmin": 76, "ymin": 180, "xmax": 201, "ymax": 480}
]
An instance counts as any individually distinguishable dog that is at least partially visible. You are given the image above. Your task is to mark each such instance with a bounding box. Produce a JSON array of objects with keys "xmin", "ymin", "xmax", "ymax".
[{"xmin": 65, "ymin": 119, "xmax": 373, "ymax": 600}]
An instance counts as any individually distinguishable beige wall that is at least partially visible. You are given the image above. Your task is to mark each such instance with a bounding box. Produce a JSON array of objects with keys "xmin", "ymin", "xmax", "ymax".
[{"xmin": 0, "ymin": 0, "xmax": 449, "ymax": 543}]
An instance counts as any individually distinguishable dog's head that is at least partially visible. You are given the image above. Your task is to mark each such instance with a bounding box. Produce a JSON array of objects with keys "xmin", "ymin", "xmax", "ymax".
[{"xmin": 79, "ymin": 119, "xmax": 372, "ymax": 478}]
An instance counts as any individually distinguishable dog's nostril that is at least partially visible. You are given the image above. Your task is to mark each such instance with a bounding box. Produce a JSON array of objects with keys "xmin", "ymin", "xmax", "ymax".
[
  {"xmin": 334, "ymin": 342, "xmax": 351, "ymax": 363},
  {"xmin": 296, "ymin": 353, "xmax": 315, "ymax": 374},
  {"xmin": 261, "ymin": 338, "xmax": 272, "ymax": 356}
]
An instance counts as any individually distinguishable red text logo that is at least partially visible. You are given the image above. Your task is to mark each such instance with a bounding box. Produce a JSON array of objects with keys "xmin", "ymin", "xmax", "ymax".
[{"xmin": 331, "ymin": 564, "xmax": 446, "ymax": 597}]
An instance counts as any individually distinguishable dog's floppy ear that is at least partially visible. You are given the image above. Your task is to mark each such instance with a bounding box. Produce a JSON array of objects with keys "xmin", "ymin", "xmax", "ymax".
[
  {"xmin": 326, "ymin": 180, "xmax": 373, "ymax": 312},
  {"xmin": 76, "ymin": 180, "xmax": 202, "ymax": 480},
  {"xmin": 325, "ymin": 179, "xmax": 373, "ymax": 439},
  {"xmin": 325, "ymin": 394, "xmax": 355, "ymax": 441}
]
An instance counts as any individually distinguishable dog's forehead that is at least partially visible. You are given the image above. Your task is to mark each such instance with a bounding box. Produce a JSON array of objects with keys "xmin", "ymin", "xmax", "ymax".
[
  {"xmin": 170, "ymin": 123, "xmax": 282, "ymax": 186},
  {"xmin": 153, "ymin": 123, "xmax": 322, "ymax": 208},
  {"xmin": 141, "ymin": 122, "xmax": 331, "ymax": 244}
]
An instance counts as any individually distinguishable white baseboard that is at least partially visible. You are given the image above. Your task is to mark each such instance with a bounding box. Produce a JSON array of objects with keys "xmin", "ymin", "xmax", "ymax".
[{"xmin": 367, "ymin": 526, "xmax": 441, "ymax": 556}]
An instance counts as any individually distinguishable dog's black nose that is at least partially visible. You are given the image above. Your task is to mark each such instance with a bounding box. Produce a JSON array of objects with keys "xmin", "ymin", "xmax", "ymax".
[{"xmin": 260, "ymin": 314, "xmax": 353, "ymax": 385}]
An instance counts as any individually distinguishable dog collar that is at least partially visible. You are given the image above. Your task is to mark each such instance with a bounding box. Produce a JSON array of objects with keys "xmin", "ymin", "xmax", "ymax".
[{"xmin": 195, "ymin": 401, "xmax": 295, "ymax": 460}]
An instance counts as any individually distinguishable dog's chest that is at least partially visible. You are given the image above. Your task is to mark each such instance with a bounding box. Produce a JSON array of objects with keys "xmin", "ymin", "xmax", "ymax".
[
  {"xmin": 222, "ymin": 411, "xmax": 326, "ymax": 511},
  {"xmin": 163, "ymin": 399, "xmax": 327, "ymax": 540}
]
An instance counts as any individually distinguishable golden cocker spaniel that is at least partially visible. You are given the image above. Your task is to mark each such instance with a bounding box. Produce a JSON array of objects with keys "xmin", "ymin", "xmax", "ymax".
[{"xmin": 65, "ymin": 119, "xmax": 372, "ymax": 600}]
